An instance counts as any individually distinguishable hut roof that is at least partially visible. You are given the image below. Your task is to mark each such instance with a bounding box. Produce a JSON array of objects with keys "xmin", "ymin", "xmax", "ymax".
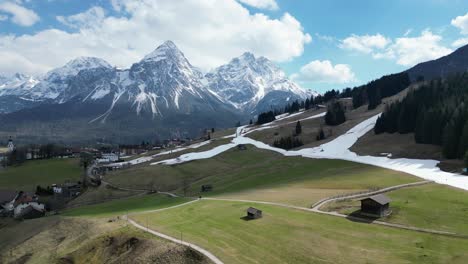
[
  {"xmin": 247, "ymin": 207, "xmax": 262, "ymax": 214},
  {"xmin": 362, "ymin": 194, "xmax": 391, "ymax": 205},
  {"xmin": 0, "ymin": 190, "xmax": 17, "ymax": 204}
]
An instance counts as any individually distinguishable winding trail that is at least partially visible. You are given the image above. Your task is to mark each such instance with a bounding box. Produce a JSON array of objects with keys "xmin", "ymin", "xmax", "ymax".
[
  {"xmin": 310, "ymin": 180, "xmax": 432, "ymax": 209},
  {"xmin": 127, "ymin": 215, "xmax": 224, "ymax": 264}
]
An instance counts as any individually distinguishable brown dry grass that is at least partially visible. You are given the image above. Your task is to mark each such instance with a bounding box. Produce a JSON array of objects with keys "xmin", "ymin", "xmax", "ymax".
[{"xmin": 0, "ymin": 217, "xmax": 211, "ymax": 264}]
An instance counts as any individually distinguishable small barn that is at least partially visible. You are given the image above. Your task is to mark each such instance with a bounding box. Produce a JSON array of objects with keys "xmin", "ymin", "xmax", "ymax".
[
  {"xmin": 201, "ymin": 185, "xmax": 213, "ymax": 192},
  {"xmin": 246, "ymin": 207, "xmax": 262, "ymax": 219},
  {"xmin": 360, "ymin": 194, "xmax": 391, "ymax": 218},
  {"xmin": 237, "ymin": 144, "xmax": 247, "ymax": 151}
]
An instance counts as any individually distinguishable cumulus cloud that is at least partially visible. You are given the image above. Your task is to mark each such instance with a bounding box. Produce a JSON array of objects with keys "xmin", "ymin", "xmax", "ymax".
[
  {"xmin": 237, "ymin": 0, "xmax": 278, "ymax": 10},
  {"xmin": 56, "ymin": 6, "xmax": 106, "ymax": 29},
  {"xmin": 291, "ymin": 60, "xmax": 356, "ymax": 84},
  {"xmin": 452, "ymin": 37, "xmax": 468, "ymax": 48},
  {"xmin": 0, "ymin": 1, "xmax": 39, "ymax": 26},
  {"xmin": 339, "ymin": 33, "xmax": 390, "ymax": 54},
  {"xmin": 341, "ymin": 30, "xmax": 452, "ymax": 67},
  {"xmin": 451, "ymin": 12, "xmax": 468, "ymax": 35},
  {"xmin": 0, "ymin": 0, "xmax": 311, "ymax": 75},
  {"xmin": 376, "ymin": 30, "xmax": 452, "ymax": 66}
]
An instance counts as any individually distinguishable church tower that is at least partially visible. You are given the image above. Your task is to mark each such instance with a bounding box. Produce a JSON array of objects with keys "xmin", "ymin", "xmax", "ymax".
[{"xmin": 7, "ymin": 137, "xmax": 14, "ymax": 152}]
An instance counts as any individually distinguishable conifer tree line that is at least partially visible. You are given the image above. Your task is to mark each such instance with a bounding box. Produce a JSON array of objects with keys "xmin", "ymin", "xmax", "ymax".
[
  {"xmin": 374, "ymin": 73, "xmax": 468, "ymax": 159},
  {"xmin": 352, "ymin": 72, "xmax": 411, "ymax": 110},
  {"xmin": 256, "ymin": 111, "xmax": 276, "ymax": 125},
  {"xmin": 325, "ymin": 101, "xmax": 346, "ymax": 126},
  {"xmin": 273, "ymin": 136, "xmax": 303, "ymax": 150},
  {"xmin": 255, "ymin": 92, "xmax": 334, "ymax": 125}
]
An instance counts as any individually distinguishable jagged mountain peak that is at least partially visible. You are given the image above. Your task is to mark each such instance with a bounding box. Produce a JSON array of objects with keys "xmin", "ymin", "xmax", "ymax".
[
  {"xmin": 142, "ymin": 40, "xmax": 187, "ymax": 63},
  {"xmin": 205, "ymin": 52, "xmax": 309, "ymax": 113},
  {"xmin": 45, "ymin": 56, "xmax": 112, "ymax": 80}
]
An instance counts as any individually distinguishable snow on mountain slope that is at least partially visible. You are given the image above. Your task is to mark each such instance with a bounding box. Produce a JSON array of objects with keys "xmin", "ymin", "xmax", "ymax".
[
  {"xmin": 0, "ymin": 73, "xmax": 39, "ymax": 96},
  {"xmin": 205, "ymin": 52, "xmax": 312, "ymax": 113},
  {"xmin": 36, "ymin": 57, "xmax": 113, "ymax": 101}
]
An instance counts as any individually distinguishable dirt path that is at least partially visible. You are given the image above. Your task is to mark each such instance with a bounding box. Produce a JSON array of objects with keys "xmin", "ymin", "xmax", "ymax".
[
  {"xmin": 310, "ymin": 180, "xmax": 432, "ymax": 210},
  {"xmin": 127, "ymin": 216, "xmax": 224, "ymax": 264}
]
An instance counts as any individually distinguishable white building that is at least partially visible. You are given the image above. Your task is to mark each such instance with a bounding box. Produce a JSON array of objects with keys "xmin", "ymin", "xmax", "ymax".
[
  {"xmin": 97, "ymin": 153, "xmax": 119, "ymax": 163},
  {"xmin": 7, "ymin": 137, "xmax": 14, "ymax": 152}
]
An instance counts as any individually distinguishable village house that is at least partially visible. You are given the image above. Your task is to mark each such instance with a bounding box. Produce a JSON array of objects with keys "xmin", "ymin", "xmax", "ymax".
[
  {"xmin": 120, "ymin": 145, "xmax": 147, "ymax": 156},
  {"xmin": 52, "ymin": 182, "xmax": 82, "ymax": 198},
  {"xmin": 96, "ymin": 152, "xmax": 120, "ymax": 163},
  {"xmin": 201, "ymin": 184, "xmax": 213, "ymax": 192},
  {"xmin": 0, "ymin": 190, "xmax": 45, "ymax": 219},
  {"xmin": 360, "ymin": 194, "xmax": 392, "ymax": 218},
  {"xmin": 0, "ymin": 137, "xmax": 15, "ymax": 163},
  {"xmin": 13, "ymin": 202, "xmax": 45, "ymax": 219}
]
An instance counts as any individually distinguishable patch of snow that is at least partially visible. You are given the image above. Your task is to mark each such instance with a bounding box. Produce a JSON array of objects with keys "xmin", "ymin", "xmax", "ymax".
[
  {"xmin": 151, "ymin": 143, "xmax": 238, "ymax": 165},
  {"xmin": 91, "ymin": 87, "xmax": 111, "ymax": 100}
]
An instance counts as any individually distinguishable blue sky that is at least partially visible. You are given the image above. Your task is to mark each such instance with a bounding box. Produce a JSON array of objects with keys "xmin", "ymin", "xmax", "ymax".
[{"xmin": 1, "ymin": 0, "xmax": 468, "ymax": 93}]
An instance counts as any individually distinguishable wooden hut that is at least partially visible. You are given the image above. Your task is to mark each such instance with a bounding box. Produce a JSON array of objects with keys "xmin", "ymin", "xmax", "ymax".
[
  {"xmin": 201, "ymin": 184, "xmax": 213, "ymax": 192},
  {"xmin": 246, "ymin": 207, "xmax": 262, "ymax": 219},
  {"xmin": 360, "ymin": 194, "xmax": 391, "ymax": 217}
]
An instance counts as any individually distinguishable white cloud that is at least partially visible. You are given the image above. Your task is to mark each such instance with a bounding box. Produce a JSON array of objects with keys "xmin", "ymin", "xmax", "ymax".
[
  {"xmin": 0, "ymin": 0, "xmax": 311, "ymax": 75},
  {"xmin": 378, "ymin": 30, "xmax": 452, "ymax": 66},
  {"xmin": 451, "ymin": 12, "xmax": 468, "ymax": 35},
  {"xmin": 315, "ymin": 33, "xmax": 336, "ymax": 43},
  {"xmin": 341, "ymin": 30, "xmax": 452, "ymax": 67},
  {"xmin": 339, "ymin": 33, "xmax": 390, "ymax": 54},
  {"xmin": 0, "ymin": 1, "xmax": 39, "ymax": 26},
  {"xmin": 237, "ymin": 0, "xmax": 278, "ymax": 10},
  {"xmin": 291, "ymin": 60, "xmax": 356, "ymax": 84},
  {"xmin": 452, "ymin": 37, "xmax": 468, "ymax": 48},
  {"xmin": 56, "ymin": 6, "xmax": 106, "ymax": 29}
]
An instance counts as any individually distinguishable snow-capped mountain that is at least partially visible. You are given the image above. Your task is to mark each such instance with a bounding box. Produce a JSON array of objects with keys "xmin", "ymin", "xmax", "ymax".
[
  {"xmin": 205, "ymin": 52, "xmax": 310, "ymax": 114},
  {"xmin": 0, "ymin": 73, "xmax": 39, "ymax": 96},
  {"xmin": 0, "ymin": 41, "xmax": 312, "ymax": 143},
  {"xmin": 0, "ymin": 73, "xmax": 41, "ymax": 113}
]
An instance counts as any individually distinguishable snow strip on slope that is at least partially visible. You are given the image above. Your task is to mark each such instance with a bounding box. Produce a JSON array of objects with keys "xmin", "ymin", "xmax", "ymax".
[
  {"xmin": 108, "ymin": 140, "xmax": 213, "ymax": 167},
  {"xmin": 151, "ymin": 143, "xmax": 239, "ymax": 165}
]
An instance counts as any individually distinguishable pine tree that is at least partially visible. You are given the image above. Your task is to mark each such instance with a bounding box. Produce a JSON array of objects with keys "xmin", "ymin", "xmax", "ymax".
[
  {"xmin": 295, "ymin": 121, "xmax": 302, "ymax": 135},
  {"xmin": 465, "ymin": 151, "xmax": 468, "ymax": 170},
  {"xmin": 305, "ymin": 98, "xmax": 310, "ymax": 110},
  {"xmin": 459, "ymin": 122, "xmax": 468, "ymax": 158}
]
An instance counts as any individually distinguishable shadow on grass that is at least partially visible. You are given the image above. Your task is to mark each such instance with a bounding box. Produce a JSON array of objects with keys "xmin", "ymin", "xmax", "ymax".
[
  {"xmin": 240, "ymin": 216, "xmax": 256, "ymax": 221},
  {"xmin": 345, "ymin": 210, "xmax": 379, "ymax": 224}
]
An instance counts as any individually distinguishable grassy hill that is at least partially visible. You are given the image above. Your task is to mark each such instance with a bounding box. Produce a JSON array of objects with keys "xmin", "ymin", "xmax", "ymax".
[
  {"xmin": 132, "ymin": 199, "xmax": 468, "ymax": 264},
  {"xmin": 0, "ymin": 158, "xmax": 82, "ymax": 192},
  {"xmin": 106, "ymin": 145, "xmax": 419, "ymax": 207}
]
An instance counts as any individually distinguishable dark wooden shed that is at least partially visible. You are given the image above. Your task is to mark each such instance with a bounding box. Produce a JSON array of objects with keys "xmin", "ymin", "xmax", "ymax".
[
  {"xmin": 201, "ymin": 184, "xmax": 213, "ymax": 192},
  {"xmin": 246, "ymin": 207, "xmax": 262, "ymax": 219},
  {"xmin": 360, "ymin": 194, "xmax": 391, "ymax": 217}
]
